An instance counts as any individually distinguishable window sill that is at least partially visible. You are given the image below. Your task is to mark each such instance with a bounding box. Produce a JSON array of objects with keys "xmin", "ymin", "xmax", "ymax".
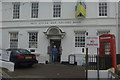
[
  {"xmin": 52, "ymin": 17, "xmax": 61, "ymax": 19},
  {"xmin": 98, "ymin": 16, "xmax": 108, "ymax": 18}
]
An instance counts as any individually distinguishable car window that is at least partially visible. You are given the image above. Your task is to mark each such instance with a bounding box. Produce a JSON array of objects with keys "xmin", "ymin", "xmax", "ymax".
[{"xmin": 16, "ymin": 49, "xmax": 31, "ymax": 54}]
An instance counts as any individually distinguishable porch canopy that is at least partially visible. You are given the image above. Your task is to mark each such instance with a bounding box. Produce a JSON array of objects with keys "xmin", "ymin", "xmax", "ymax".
[{"xmin": 43, "ymin": 26, "xmax": 65, "ymax": 39}]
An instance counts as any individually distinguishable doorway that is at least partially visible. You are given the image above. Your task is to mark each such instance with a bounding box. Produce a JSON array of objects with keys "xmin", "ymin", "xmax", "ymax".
[{"xmin": 50, "ymin": 39, "xmax": 61, "ymax": 63}]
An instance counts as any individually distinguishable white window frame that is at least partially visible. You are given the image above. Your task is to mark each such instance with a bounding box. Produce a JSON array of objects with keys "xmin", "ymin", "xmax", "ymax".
[
  {"xmin": 13, "ymin": 2, "xmax": 20, "ymax": 19},
  {"xmin": 53, "ymin": 2, "xmax": 61, "ymax": 18},
  {"xmin": 28, "ymin": 32, "xmax": 38, "ymax": 48},
  {"xmin": 75, "ymin": 31, "xmax": 86, "ymax": 47},
  {"xmin": 9, "ymin": 32, "xmax": 18, "ymax": 48},
  {"xmin": 31, "ymin": 2, "xmax": 39, "ymax": 18},
  {"xmin": 99, "ymin": 2, "xmax": 108, "ymax": 17},
  {"xmin": 97, "ymin": 30, "xmax": 110, "ymax": 36}
]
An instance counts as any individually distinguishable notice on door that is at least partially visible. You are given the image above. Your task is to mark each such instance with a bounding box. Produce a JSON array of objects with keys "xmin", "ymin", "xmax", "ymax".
[{"xmin": 85, "ymin": 36, "xmax": 99, "ymax": 48}]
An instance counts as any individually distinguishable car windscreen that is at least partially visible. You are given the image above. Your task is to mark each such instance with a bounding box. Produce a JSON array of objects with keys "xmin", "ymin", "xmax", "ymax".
[{"xmin": 15, "ymin": 49, "xmax": 31, "ymax": 54}]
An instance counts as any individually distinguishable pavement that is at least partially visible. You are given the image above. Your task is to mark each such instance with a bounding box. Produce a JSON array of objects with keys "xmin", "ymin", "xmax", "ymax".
[{"xmin": 1, "ymin": 63, "xmax": 85, "ymax": 79}]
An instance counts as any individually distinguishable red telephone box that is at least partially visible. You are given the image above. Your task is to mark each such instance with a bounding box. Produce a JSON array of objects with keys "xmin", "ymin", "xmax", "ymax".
[{"xmin": 99, "ymin": 34, "xmax": 117, "ymax": 73}]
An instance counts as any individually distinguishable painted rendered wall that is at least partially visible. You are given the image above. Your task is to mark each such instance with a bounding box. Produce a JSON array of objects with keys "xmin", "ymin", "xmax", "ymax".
[
  {"xmin": 2, "ymin": 2, "xmax": 117, "ymax": 21},
  {"xmin": 0, "ymin": 1, "xmax": 2, "ymax": 49},
  {"xmin": 1, "ymin": 2, "xmax": 118, "ymax": 62},
  {"xmin": 118, "ymin": 1, "xmax": 120, "ymax": 54},
  {"xmin": 2, "ymin": 25, "xmax": 117, "ymax": 62}
]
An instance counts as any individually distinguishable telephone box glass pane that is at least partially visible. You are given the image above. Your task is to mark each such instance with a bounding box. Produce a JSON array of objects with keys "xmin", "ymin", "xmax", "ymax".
[{"xmin": 101, "ymin": 41, "xmax": 110, "ymax": 55}]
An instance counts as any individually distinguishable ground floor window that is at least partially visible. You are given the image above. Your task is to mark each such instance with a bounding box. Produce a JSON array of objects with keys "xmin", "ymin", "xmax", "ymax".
[
  {"xmin": 10, "ymin": 32, "xmax": 18, "ymax": 48},
  {"xmin": 75, "ymin": 31, "xmax": 86, "ymax": 47},
  {"xmin": 28, "ymin": 32, "xmax": 38, "ymax": 48},
  {"xmin": 97, "ymin": 31, "xmax": 110, "ymax": 36}
]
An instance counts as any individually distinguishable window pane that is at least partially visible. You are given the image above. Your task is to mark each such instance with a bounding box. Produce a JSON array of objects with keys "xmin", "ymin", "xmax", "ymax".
[
  {"xmin": 10, "ymin": 32, "xmax": 18, "ymax": 48},
  {"xmin": 13, "ymin": 3, "xmax": 20, "ymax": 19},
  {"xmin": 75, "ymin": 31, "xmax": 86, "ymax": 47},
  {"xmin": 29, "ymin": 32, "xmax": 38, "ymax": 48},
  {"xmin": 53, "ymin": 2, "xmax": 61, "ymax": 18},
  {"xmin": 31, "ymin": 2, "xmax": 39, "ymax": 18},
  {"xmin": 99, "ymin": 2, "xmax": 107, "ymax": 16}
]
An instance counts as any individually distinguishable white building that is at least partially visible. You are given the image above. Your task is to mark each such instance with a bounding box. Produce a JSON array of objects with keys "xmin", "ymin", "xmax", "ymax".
[
  {"xmin": 118, "ymin": 1, "xmax": 120, "ymax": 54},
  {"xmin": 0, "ymin": 0, "xmax": 118, "ymax": 63}
]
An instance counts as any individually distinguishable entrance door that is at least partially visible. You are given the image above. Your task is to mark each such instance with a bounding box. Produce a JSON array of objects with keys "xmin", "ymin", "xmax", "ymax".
[{"xmin": 50, "ymin": 39, "xmax": 61, "ymax": 63}]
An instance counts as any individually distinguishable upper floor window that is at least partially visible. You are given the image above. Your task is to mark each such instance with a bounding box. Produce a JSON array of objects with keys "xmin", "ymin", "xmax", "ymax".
[
  {"xmin": 99, "ymin": 2, "xmax": 107, "ymax": 16},
  {"xmin": 31, "ymin": 2, "xmax": 39, "ymax": 18},
  {"xmin": 75, "ymin": 31, "xmax": 86, "ymax": 47},
  {"xmin": 13, "ymin": 2, "xmax": 20, "ymax": 19},
  {"xmin": 53, "ymin": 2, "xmax": 61, "ymax": 18}
]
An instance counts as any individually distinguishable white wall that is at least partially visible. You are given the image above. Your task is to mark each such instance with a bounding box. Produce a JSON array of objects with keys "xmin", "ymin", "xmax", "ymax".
[
  {"xmin": 20, "ymin": 2, "xmax": 31, "ymax": 20},
  {"xmin": 2, "ymin": 2, "xmax": 13, "ymax": 21},
  {"xmin": 2, "ymin": 2, "xmax": 117, "ymax": 21},
  {"xmin": 0, "ymin": 36, "xmax": 1, "ymax": 50},
  {"xmin": 88, "ymin": 70, "xmax": 109, "ymax": 78},
  {"xmin": 86, "ymin": 2, "xmax": 99, "ymax": 18},
  {"xmin": 61, "ymin": 26, "xmax": 117, "ymax": 61},
  {"xmin": 2, "ymin": 25, "xmax": 117, "ymax": 62},
  {"xmin": 0, "ymin": 1, "xmax": 2, "ymax": 49},
  {"xmin": 1, "ymin": 2, "xmax": 118, "ymax": 62},
  {"xmin": 61, "ymin": 2, "xmax": 76, "ymax": 19},
  {"xmin": 118, "ymin": 1, "xmax": 120, "ymax": 54}
]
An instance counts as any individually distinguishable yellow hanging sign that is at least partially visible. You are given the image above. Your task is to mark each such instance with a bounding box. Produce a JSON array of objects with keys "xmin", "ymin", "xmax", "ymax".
[{"xmin": 75, "ymin": 2, "xmax": 86, "ymax": 18}]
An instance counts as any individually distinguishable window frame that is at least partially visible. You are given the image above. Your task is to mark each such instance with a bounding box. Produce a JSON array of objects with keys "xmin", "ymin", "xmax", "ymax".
[
  {"xmin": 28, "ymin": 32, "xmax": 38, "ymax": 48},
  {"xmin": 75, "ymin": 31, "xmax": 86, "ymax": 47},
  {"xmin": 31, "ymin": 2, "xmax": 39, "ymax": 18},
  {"xmin": 13, "ymin": 2, "xmax": 20, "ymax": 19},
  {"xmin": 9, "ymin": 32, "xmax": 18, "ymax": 48},
  {"xmin": 99, "ymin": 2, "xmax": 108, "ymax": 17},
  {"xmin": 97, "ymin": 30, "xmax": 110, "ymax": 36},
  {"xmin": 53, "ymin": 2, "xmax": 61, "ymax": 18}
]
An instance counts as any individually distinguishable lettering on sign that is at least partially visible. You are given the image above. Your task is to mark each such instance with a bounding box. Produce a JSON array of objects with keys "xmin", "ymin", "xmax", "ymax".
[
  {"xmin": 86, "ymin": 36, "xmax": 99, "ymax": 48},
  {"xmin": 30, "ymin": 20, "xmax": 81, "ymax": 25}
]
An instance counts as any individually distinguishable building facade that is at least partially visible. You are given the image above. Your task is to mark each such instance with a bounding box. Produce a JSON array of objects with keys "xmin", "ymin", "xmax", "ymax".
[
  {"xmin": 118, "ymin": 1, "xmax": 120, "ymax": 54},
  {"xmin": 1, "ymin": 1, "xmax": 118, "ymax": 63}
]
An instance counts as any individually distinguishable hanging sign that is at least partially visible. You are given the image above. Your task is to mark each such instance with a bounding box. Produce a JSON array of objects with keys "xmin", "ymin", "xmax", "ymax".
[{"xmin": 75, "ymin": 2, "xmax": 86, "ymax": 18}]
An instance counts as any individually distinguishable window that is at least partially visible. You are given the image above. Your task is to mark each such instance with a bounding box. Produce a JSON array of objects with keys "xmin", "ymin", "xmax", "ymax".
[
  {"xmin": 10, "ymin": 32, "xmax": 18, "ymax": 48},
  {"xmin": 53, "ymin": 2, "xmax": 61, "ymax": 18},
  {"xmin": 97, "ymin": 31, "xmax": 110, "ymax": 36},
  {"xmin": 29, "ymin": 32, "xmax": 38, "ymax": 48},
  {"xmin": 31, "ymin": 2, "xmax": 39, "ymax": 18},
  {"xmin": 75, "ymin": 31, "xmax": 86, "ymax": 47},
  {"xmin": 13, "ymin": 2, "xmax": 20, "ymax": 19},
  {"xmin": 99, "ymin": 2, "xmax": 107, "ymax": 16}
]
